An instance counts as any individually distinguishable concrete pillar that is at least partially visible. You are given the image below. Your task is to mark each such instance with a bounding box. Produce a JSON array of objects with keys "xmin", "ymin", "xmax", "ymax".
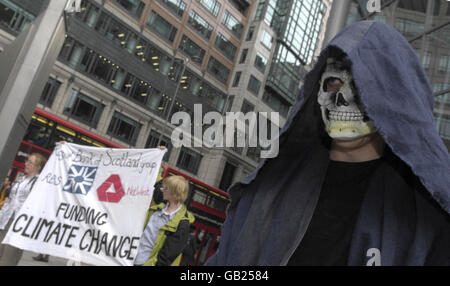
[
  {"xmin": 0, "ymin": 0, "xmax": 67, "ymax": 181},
  {"xmin": 323, "ymin": 0, "xmax": 352, "ymax": 45}
]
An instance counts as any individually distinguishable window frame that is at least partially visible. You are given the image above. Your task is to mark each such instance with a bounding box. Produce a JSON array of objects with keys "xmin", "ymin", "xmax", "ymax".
[
  {"xmin": 176, "ymin": 147, "xmax": 203, "ymax": 174},
  {"xmin": 107, "ymin": 111, "xmax": 142, "ymax": 145},
  {"xmin": 39, "ymin": 77, "xmax": 61, "ymax": 108},
  {"xmin": 63, "ymin": 89, "xmax": 105, "ymax": 128}
]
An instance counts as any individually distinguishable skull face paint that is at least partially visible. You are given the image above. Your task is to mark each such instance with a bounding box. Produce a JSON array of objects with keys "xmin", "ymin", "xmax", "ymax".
[{"xmin": 317, "ymin": 59, "xmax": 376, "ymax": 141}]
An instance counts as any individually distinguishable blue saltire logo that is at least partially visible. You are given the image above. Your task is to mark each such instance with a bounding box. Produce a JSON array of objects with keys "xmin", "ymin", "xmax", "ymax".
[{"xmin": 63, "ymin": 165, "xmax": 98, "ymax": 195}]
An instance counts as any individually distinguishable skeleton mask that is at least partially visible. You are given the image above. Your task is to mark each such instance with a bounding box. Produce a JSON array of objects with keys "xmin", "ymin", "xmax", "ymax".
[{"xmin": 317, "ymin": 58, "xmax": 376, "ymax": 141}]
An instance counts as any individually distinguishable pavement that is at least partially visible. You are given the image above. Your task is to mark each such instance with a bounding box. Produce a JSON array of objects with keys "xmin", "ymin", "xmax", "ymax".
[{"xmin": 18, "ymin": 250, "xmax": 88, "ymax": 266}]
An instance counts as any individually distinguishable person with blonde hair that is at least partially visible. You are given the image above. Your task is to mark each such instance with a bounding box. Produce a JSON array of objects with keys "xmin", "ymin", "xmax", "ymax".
[
  {"xmin": 134, "ymin": 174, "xmax": 195, "ymax": 266},
  {"xmin": 0, "ymin": 153, "xmax": 47, "ymax": 265}
]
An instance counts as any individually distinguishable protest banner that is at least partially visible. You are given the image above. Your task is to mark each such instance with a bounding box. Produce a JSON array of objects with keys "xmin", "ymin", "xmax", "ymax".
[{"xmin": 2, "ymin": 143, "xmax": 166, "ymax": 266}]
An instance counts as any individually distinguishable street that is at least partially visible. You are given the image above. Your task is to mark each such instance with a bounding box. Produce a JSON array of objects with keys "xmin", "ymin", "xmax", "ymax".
[{"xmin": 17, "ymin": 250, "xmax": 82, "ymax": 266}]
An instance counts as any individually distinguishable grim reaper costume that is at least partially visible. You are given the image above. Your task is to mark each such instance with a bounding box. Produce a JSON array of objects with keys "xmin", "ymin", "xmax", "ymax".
[{"xmin": 206, "ymin": 21, "xmax": 450, "ymax": 266}]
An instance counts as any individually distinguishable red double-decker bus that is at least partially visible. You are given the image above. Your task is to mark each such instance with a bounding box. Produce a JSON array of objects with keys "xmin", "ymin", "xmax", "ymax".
[
  {"xmin": 7, "ymin": 107, "xmax": 230, "ymax": 265},
  {"xmin": 9, "ymin": 107, "xmax": 123, "ymax": 180}
]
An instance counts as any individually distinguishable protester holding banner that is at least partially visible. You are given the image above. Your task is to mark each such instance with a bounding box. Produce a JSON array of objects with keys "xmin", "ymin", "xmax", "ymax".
[
  {"xmin": 3, "ymin": 143, "xmax": 167, "ymax": 266},
  {"xmin": 134, "ymin": 175, "xmax": 195, "ymax": 266},
  {"xmin": 0, "ymin": 153, "xmax": 47, "ymax": 265}
]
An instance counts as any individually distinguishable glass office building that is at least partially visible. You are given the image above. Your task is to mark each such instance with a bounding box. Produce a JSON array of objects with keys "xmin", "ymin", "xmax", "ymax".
[
  {"xmin": 345, "ymin": 0, "xmax": 450, "ymax": 150},
  {"xmin": 0, "ymin": 0, "xmax": 331, "ymax": 190}
]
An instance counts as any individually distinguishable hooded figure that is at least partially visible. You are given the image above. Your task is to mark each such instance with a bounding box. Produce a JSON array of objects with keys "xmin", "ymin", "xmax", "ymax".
[{"xmin": 206, "ymin": 21, "xmax": 450, "ymax": 266}]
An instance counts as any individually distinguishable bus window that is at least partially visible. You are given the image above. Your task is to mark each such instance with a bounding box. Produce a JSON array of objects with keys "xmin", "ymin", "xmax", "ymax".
[
  {"xmin": 33, "ymin": 128, "xmax": 52, "ymax": 147},
  {"xmin": 24, "ymin": 118, "xmax": 53, "ymax": 148},
  {"xmin": 48, "ymin": 124, "xmax": 76, "ymax": 149},
  {"xmin": 206, "ymin": 196, "xmax": 228, "ymax": 213},
  {"xmin": 192, "ymin": 189, "xmax": 207, "ymax": 204},
  {"xmin": 79, "ymin": 135, "xmax": 106, "ymax": 147}
]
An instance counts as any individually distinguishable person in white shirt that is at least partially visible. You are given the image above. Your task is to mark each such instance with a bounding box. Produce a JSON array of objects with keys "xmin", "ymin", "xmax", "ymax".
[{"xmin": 0, "ymin": 153, "xmax": 47, "ymax": 265}]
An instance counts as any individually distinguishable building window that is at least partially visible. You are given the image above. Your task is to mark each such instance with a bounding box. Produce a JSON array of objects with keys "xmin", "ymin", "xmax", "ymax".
[
  {"xmin": 78, "ymin": 47, "xmax": 96, "ymax": 72},
  {"xmin": 394, "ymin": 18, "xmax": 424, "ymax": 38},
  {"xmin": 59, "ymin": 37, "xmax": 75, "ymax": 62},
  {"xmin": 0, "ymin": 0, "xmax": 35, "ymax": 34},
  {"xmin": 268, "ymin": 43, "xmax": 306, "ymax": 103},
  {"xmin": 157, "ymin": 0, "xmax": 186, "ymax": 18},
  {"xmin": 261, "ymin": 30, "xmax": 273, "ymax": 50},
  {"xmin": 69, "ymin": 42, "xmax": 87, "ymax": 69},
  {"xmin": 107, "ymin": 112, "xmax": 141, "ymax": 145},
  {"xmin": 76, "ymin": 0, "xmax": 100, "ymax": 28},
  {"xmin": 131, "ymin": 37, "xmax": 147, "ymax": 60},
  {"xmin": 264, "ymin": 0, "xmax": 274, "ymax": 26},
  {"xmin": 262, "ymin": 87, "xmax": 289, "ymax": 118},
  {"xmin": 226, "ymin": 95, "xmax": 234, "ymax": 112},
  {"xmin": 239, "ymin": 48, "xmax": 248, "ymax": 64},
  {"xmin": 207, "ymin": 56, "xmax": 230, "ymax": 85},
  {"xmin": 178, "ymin": 35, "xmax": 206, "ymax": 64},
  {"xmin": 187, "ymin": 9, "xmax": 213, "ymax": 41},
  {"xmin": 195, "ymin": 0, "xmax": 221, "ymax": 18},
  {"xmin": 124, "ymin": 32, "xmax": 139, "ymax": 54},
  {"xmin": 121, "ymin": 73, "xmax": 135, "ymax": 95},
  {"xmin": 110, "ymin": 67, "xmax": 127, "ymax": 90},
  {"xmin": 177, "ymin": 147, "xmax": 202, "ymax": 174},
  {"xmin": 145, "ymin": 46, "xmax": 172, "ymax": 75},
  {"xmin": 147, "ymin": 10, "xmax": 178, "ymax": 43},
  {"xmin": 64, "ymin": 90, "xmax": 104, "ymax": 128},
  {"xmin": 59, "ymin": 37, "xmax": 124, "ymax": 90},
  {"xmin": 214, "ymin": 33, "xmax": 237, "ymax": 61},
  {"xmin": 221, "ymin": 10, "xmax": 243, "ymax": 39},
  {"xmin": 254, "ymin": 0, "xmax": 265, "ymax": 21},
  {"xmin": 281, "ymin": 0, "xmax": 325, "ymax": 65},
  {"xmin": 232, "ymin": 71, "xmax": 241, "ymax": 87},
  {"xmin": 421, "ymin": 52, "xmax": 431, "ymax": 69},
  {"xmin": 246, "ymin": 26, "xmax": 254, "ymax": 41},
  {"xmin": 146, "ymin": 87, "xmax": 167, "ymax": 115},
  {"xmin": 435, "ymin": 114, "xmax": 450, "ymax": 141},
  {"xmin": 219, "ymin": 161, "xmax": 237, "ymax": 191},
  {"xmin": 202, "ymin": 86, "xmax": 228, "ymax": 113},
  {"xmin": 130, "ymin": 77, "xmax": 152, "ymax": 105},
  {"xmin": 145, "ymin": 130, "xmax": 172, "ymax": 161},
  {"xmin": 39, "ymin": 78, "xmax": 61, "ymax": 108},
  {"xmin": 58, "ymin": 37, "xmax": 173, "ymax": 118},
  {"xmin": 180, "ymin": 70, "xmax": 203, "ymax": 96},
  {"xmin": 111, "ymin": 0, "xmax": 145, "ymax": 19},
  {"xmin": 120, "ymin": 73, "xmax": 164, "ymax": 113},
  {"xmin": 247, "ymin": 75, "xmax": 261, "ymax": 96},
  {"xmin": 94, "ymin": 11, "xmax": 110, "ymax": 34},
  {"xmin": 438, "ymin": 55, "xmax": 450, "ymax": 73},
  {"xmin": 241, "ymin": 99, "xmax": 254, "ymax": 114},
  {"xmin": 229, "ymin": 0, "xmax": 248, "ymax": 15},
  {"xmin": 105, "ymin": 18, "xmax": 129, "ymax": 48},
  {"xmin": 254, "ymin": 52, "xmax": 268, "ymax": 73},
  {"xmin": 91, "ymin": 54, "xmax": 117, "ymax": 83},
  {"xmin": 58, "ymin": 37, "xmax": 85, "ymax": 69}
]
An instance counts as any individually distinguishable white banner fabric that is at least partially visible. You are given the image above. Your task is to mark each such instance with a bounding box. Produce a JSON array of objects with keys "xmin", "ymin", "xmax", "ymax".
[{"xmin": 3, "ymin": 143, "xmax": 166, "ymax": 266}]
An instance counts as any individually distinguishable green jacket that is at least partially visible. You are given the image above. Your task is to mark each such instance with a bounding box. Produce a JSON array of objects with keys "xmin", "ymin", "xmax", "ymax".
[{"xmin": 142, "ymin": 202, "xmax": 195, "ymax": 266}]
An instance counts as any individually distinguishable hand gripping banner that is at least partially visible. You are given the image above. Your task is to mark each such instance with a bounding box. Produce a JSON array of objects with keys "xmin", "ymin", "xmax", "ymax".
[{"xmin": 2, "ymin": 143, "xmax": 166, "ymax": 266}]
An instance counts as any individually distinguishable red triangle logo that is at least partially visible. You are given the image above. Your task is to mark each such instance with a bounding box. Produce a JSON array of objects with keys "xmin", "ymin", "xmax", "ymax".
[{"xmin": 97, "ymin": 174, "xmax": 125, "ymax": 203}]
